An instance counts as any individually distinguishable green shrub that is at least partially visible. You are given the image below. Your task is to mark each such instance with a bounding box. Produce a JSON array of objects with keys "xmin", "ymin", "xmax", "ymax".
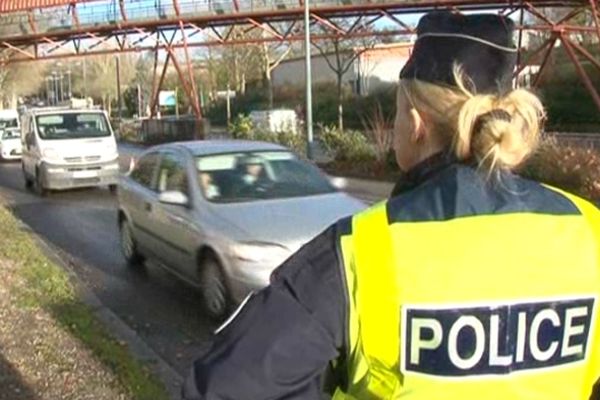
[
  {"xmin": 319, "ymin": 125, "xmax": 375, "ymax": 162},
  {"xmin": 538, "ymin": 61, "xmax": 600, "ymax": 132},
  {"xmin": 229, "ymin": 114, "xmax": 254, "ymax": 139},
  {"xmin": 227, "ymin": 114, "xmax": 307, "ymax": 155}
]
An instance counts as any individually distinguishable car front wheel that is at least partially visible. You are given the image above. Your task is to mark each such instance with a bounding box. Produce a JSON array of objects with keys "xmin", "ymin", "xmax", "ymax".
[
  {"xmin": 199, "ymin": 256, "xmax": 231, "ymax": 322},
  {"xmin": 120, "ymin": 218, "xmax": 144, "ymax": 266}
]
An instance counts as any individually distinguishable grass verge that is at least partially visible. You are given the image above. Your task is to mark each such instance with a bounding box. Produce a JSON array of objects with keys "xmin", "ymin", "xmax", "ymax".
[{"xmin": 0, "ymin": 204, "xmax": 170, "ymax": 400}]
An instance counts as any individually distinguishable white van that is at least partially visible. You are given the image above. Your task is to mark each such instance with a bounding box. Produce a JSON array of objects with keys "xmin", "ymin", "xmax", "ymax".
[
  {"xmin": 21, "ymin": 107, "xmax": 119, "ymax": 195},
  {"xmin": 0, "ymin": 109, "xmax": 22, "ymax": 160}
]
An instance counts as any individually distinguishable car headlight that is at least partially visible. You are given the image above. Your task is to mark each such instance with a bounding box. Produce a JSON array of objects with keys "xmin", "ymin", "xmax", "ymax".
[
  {"xmin": 42, "ymin": 148, "xmax": 60, "ymax": 160},
  {"xmin": 229, "ymin": 242, "xmax": 290, "ymax": 263}
]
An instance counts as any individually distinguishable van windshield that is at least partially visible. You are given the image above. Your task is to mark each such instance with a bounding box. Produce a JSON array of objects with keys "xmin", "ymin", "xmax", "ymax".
[
  {"xmin": 0, "ymin": 118, "xmax": 18, "ymax": 129},
  {"xmin": 36, "ymin": 113, "xmax": 111, "ymax": 140}
]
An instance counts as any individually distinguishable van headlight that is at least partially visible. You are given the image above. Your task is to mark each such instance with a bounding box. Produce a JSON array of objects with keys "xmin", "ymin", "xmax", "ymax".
[
  {"xmin": 229, "ymin": 242, "xmax": 290, "ymax": 263},
  {"xmin": 42, "ymin": 148, "xmax": 60, "ymax": 161}
]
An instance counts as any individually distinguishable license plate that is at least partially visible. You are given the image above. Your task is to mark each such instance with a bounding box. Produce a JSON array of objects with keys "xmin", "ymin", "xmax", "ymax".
[{"xmin": 73, "ymin": 170, "xmax": 97, "ymax": 179}]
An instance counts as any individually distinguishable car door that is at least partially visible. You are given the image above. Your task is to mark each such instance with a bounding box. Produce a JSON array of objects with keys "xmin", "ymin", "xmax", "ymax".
[
  {"xmin": 124, "ymin": 151, "xmax": 163, "ymax": 255},
  {"xmin": 152, "ymin": 149, "xmax": 198, "ymax": 277}
]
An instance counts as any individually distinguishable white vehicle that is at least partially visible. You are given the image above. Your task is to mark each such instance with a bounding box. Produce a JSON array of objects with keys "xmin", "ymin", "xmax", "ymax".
[
  {"xmin": 0, "ymin": 109, "xmax": 22, "ymax": 160},
  {"xmin": 21, "ymin": 107, "xmax": 119, "ymax": 196},
  {"xmin": 249, "ymin": 109, "xmax": 298, "ymax": 134}
]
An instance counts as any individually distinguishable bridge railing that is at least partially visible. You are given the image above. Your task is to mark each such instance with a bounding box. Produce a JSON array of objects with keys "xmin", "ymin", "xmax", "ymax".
[{"xmin": 0, "ymin": 0, "xmax": 366, "ymax": 38}]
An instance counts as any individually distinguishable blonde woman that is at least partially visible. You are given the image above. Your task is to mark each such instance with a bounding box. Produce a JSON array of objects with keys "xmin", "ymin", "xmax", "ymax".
[{"xmin": 183, "ymin": 11, "xmax": 600, "ymax": 400}]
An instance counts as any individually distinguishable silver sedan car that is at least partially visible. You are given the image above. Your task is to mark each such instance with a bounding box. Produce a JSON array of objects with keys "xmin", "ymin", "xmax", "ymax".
[{"xmin": 117, "ymin": 140, "xmax": 366, "ymax": 320}]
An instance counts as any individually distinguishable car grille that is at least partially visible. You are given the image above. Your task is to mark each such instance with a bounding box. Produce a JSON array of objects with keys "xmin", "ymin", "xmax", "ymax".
[{"xmin": 64, "ymin": 156, "xmax": 83, "ymax": 163}]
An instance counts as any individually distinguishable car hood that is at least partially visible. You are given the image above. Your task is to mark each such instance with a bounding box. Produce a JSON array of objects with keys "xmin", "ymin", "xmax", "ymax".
[{"xmin": 214, "ymin": 192, "xmax": 366, "ymax": 252}]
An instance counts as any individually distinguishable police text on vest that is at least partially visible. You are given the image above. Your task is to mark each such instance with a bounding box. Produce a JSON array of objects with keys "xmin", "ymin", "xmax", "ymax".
[{"xmin": 401, "ymin": 298, "xmax": 595, "ymax": 376}]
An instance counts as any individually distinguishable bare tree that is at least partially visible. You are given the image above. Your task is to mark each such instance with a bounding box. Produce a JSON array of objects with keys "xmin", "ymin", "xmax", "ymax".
[
  {"xmin": 256, "ymin": 22, "xmax": 294, "ymax": 109},
  {"xmin": 83, "ymin": 54, "xmax": 135, "ymax": 114},
  {"xmin": 222, "ymin": 27, "xmax": 262, "ymax": 95},
  {"xmin": 0, "ymin": 13, "xmax": 46, "ymax": 108},
  {"xmin": 312, "ymin": 19, "xmax": 378, "ymax": 130}
]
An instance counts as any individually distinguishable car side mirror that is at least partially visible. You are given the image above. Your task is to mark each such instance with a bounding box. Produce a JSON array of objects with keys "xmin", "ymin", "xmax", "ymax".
[
  {"xmin": 159, "ymin": 191, "xmax": 189, "ymax": 207},
  {"xmin": 329, "ymin": 176, "xmax": 347, "ymax": 190}
]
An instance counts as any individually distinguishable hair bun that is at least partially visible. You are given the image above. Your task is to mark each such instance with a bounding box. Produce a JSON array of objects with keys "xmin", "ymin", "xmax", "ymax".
[{"xmin": 473, "ymin": 109, "xmax": 512, "ymax": 142}]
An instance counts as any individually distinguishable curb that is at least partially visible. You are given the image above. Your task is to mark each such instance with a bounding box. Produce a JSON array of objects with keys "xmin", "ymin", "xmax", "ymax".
[{"xmin": 14, "ymin": 218, "xmax": 184, "ymax": 400}]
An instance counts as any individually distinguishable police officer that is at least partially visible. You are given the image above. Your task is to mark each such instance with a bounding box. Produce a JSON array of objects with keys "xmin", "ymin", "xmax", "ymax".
[{"xmin": 183, "ymin": 11, "xmax": 600, "ymax": 400}]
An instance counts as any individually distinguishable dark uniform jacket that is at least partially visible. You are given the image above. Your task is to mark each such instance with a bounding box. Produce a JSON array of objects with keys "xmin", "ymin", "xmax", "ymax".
[{"xmin": 182, "ymin": 154, "xmax": 600, "ymax": 400}]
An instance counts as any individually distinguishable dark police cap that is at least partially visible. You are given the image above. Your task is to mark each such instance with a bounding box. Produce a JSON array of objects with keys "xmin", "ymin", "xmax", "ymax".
[{"xmin": 400, "ymin": 11, "xmax": 518, "ymax": 94}]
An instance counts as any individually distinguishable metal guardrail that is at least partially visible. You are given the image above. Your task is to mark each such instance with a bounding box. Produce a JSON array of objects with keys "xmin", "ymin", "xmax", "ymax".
[{"xmin": 548, "ymin": 132, "xmax": 600, "ymax": 149}]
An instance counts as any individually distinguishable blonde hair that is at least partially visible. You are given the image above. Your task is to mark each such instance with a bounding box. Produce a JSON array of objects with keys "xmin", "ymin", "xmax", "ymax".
[{"xmin": 399, "ymin": 67, "xmax": 545, "ymax": 172}]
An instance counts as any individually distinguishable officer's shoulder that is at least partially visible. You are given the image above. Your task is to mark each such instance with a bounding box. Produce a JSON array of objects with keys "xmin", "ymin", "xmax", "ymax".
[{"xmin": 387, "ymin": 166, "xmax": 582, "ymax": 223}]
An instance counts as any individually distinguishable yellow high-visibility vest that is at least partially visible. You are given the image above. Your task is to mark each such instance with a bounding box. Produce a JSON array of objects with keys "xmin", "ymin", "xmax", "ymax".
[{"xmin": 334, "ymin": 188, "xmax": 600, "ymax": 399}]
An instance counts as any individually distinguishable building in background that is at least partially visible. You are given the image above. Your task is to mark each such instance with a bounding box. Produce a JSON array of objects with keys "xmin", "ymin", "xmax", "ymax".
[{"xmin": 272, "ymin": 42, "xmax": 413, "ymax": 96}]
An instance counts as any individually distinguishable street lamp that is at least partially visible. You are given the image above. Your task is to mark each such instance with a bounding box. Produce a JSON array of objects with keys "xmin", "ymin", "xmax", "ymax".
[{"xmin": 304, "ymin": 0, "xmax": 314, "ymax": 159}]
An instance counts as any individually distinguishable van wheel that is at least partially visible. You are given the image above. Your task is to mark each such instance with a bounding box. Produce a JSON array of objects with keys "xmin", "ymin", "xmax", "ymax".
[
  {"xmin": 34, "ymin": 169, "xmax": 48, "ymax": 197},
  {"xmin": 23, "ymin": 168, "xmax": 33, "ymax": 189},
  {"xmin": 24, "ymin": 177, "xmax": 33, "ymax": 189},
  {"xmin": 120, "ymin": 218, "xmax": 144, "ymax": 266},
  {"xmin": 199, "ymin": 256, "xmax": 231, "ymax": 322}
]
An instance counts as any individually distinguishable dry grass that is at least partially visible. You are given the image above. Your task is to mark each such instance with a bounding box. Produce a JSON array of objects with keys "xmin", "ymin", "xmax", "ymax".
[
  {"xmin": 361, "ymin": 101, "xmax": 394, "ymax": 167},
  {"xmin": 520, "ymin": 137, "xmax": 600, "ymax": 202},
  {"xmin": 0, "ymin": 205, "xmax": 169, "ymax": 400}
]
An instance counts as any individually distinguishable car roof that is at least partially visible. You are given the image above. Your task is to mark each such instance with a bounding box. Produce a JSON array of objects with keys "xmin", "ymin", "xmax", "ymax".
[{"xmin": 160, "ymin": 140, "xmax": 289, "ymax": 156}]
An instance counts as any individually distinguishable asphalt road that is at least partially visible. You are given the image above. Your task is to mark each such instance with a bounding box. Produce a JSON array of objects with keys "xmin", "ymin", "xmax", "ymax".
[{"xmin": 0, "ymin": 147, "xmax": 388, "ymax": 379}]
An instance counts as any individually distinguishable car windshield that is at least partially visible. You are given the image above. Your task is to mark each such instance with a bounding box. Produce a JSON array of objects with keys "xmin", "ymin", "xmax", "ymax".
[
  {"xmin": 0, "ymin": 118, "xmax": 18, "ymax": 129},
  {"xmin": 36, "ymin": 113, "xmax": 111, "ymax": 140},
  {"xmin": 196, "ymin": 151, "xmax": 336, "ymax": 203},
  {"xmin": 2, "ymin": 130, "xmax": 19, "ymax": 139}
]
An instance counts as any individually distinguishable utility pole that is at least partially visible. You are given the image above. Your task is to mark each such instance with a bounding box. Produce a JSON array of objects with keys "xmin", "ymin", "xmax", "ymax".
[
  {"xmin": 304, "ymin": 0, "xmax": 314, "ymax": 159},
  {"xmin": 67, "ymin": 70, "xmax": 72, "ymax": 99},
  {"xmin": 226, "ymin": 83, "xmax": 231, "ymax": 126},
  {"xmin": 137, "ymin": 84, "xmax": 142, "ymax": 118},
  {"xmin": 116, "ymin": 55, "xmax": 123, "ymax": 121},
  {"xmin": 175, "ymin": 87, "xmax": 179, "ymax": 117},
  {"xmin": 83, "ymin": 58, "xmax": 88, "ymax": 98}
]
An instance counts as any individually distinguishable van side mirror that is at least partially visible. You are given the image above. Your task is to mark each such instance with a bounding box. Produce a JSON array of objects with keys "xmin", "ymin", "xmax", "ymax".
[{"xmin": 25, "ymin": 133, "xmax": 34, "ymax": 147}]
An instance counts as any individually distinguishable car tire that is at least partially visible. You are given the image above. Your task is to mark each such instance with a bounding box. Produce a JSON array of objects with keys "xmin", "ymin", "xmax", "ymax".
[
  {"xmin": 34, "ymin": 168, "xmax": 48, "ymax": 197},
  {"xmin": 199, "ymin": 255, "xmax": 231, "ymax": 322},
  {"xmin": 120, "ymin": 218, "xmax": 145, "ymax": 266}
]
